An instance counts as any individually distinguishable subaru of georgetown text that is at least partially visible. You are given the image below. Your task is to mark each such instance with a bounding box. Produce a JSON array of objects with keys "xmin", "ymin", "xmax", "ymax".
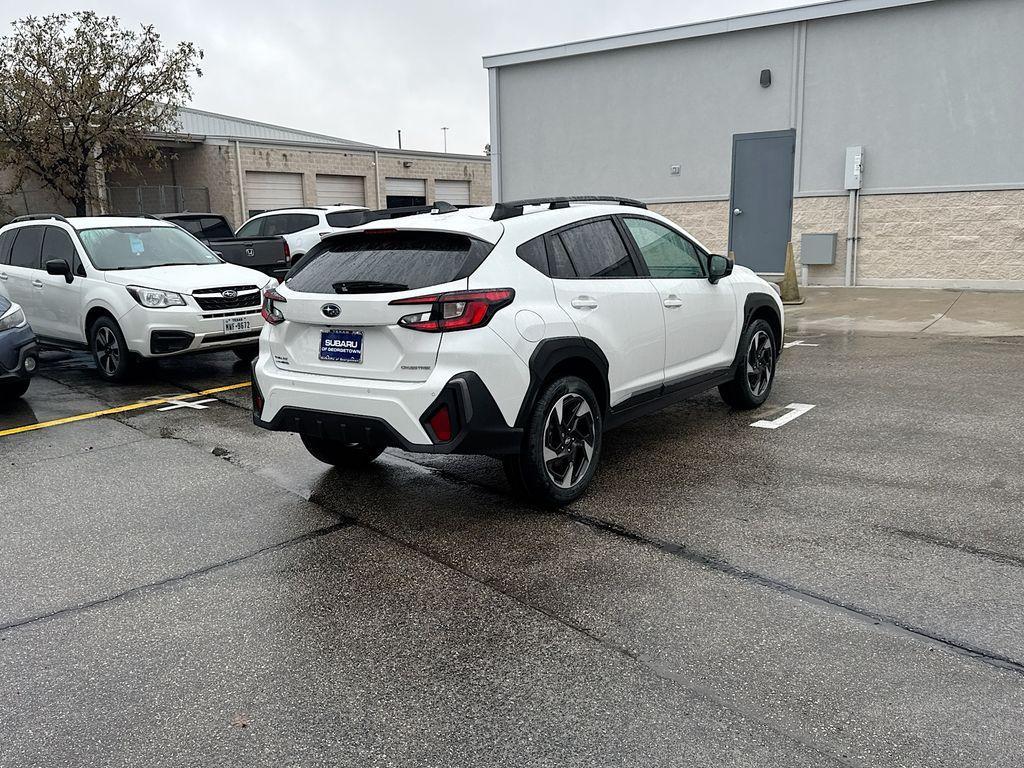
[{"xmin": 252, "ymin": 196, "xmax": 784, "ymax": 506}]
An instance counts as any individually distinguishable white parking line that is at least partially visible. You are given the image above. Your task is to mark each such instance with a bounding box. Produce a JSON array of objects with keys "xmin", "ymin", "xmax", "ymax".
[
  {"xmin": 783, "ymin": 340, "xmax": 820, "ymax": 348},
  {"xmin": 157, "ymin": 397, "xmax": 218, "ymax": 412},
  {"xmin": 750, "ymin": 403, "xmax": 816, "ymax": 429}
]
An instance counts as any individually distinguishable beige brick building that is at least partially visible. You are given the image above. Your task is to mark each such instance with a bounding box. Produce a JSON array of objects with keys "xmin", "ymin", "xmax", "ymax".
[{"xmin": 2, "ymin": 107, "xmax": 491, "ymax": 229}]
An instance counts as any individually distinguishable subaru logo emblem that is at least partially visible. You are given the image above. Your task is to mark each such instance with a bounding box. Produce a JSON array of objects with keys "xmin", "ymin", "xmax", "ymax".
[
  {"xmin": 221, "ymin": 289, "xmax": 237, "ymax": 299},
  {"xmin": 245, "ymin": 247, "xmax": 255, "ymax": 257},
  {"xmin": 322, "ymin": 303, "xmax": 341, "ymax": 318}
]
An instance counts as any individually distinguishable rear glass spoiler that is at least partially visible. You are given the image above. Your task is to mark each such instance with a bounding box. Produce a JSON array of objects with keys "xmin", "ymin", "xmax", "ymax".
[{"xmin": 327, "ymin": 202, "xmax": 460, "ymax": 229}]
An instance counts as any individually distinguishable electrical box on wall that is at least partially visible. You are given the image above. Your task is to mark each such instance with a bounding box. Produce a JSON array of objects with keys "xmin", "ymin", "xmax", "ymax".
[
  {"xmin": 845, "ymin": 146, "xmax": 864, "ymax": 190},
  {"xmin": 800, "ymin": 233, "xmax": 837, "ymax": 265}
]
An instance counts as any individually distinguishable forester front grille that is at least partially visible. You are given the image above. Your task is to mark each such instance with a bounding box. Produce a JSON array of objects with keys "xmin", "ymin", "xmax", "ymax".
[{"xmin": 192, "ymin": 285, "xmax": 261, "ymax": 311}]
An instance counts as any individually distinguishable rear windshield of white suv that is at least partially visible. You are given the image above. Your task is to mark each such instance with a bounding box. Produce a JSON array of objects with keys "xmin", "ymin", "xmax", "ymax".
[
  {"xmin": 78, "ymin": 226, "xmax": 221, "ymax": 270},
  {"xmin": 287, "ymin": 231, "xmax": 492, "ymax": 294}
]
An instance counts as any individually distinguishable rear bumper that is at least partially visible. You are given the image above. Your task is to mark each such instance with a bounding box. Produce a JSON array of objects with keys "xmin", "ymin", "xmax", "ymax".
[{"xmin": 252, "ymin": 358, "xmax": 524, "ymax": 456}]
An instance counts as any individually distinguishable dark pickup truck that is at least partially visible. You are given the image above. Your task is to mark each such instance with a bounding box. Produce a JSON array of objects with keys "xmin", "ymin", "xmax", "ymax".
[{"xmin": 157, "ymin": 213, "xmax": 290, "ymax": 279}]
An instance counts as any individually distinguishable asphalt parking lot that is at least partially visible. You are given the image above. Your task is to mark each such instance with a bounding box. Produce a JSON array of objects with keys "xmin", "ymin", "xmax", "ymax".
[{"xmin": 1, "ymin": 290, "xmax": 1023, "ymax": 768}]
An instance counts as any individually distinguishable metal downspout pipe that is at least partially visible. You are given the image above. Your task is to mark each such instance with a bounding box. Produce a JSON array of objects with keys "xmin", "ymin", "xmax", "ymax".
[
  {"xmin": 234, "ymin": 140, "xmax": 246, "ymax": 225},
  {"xmin": 845, "ymin": 189, "xmax": 861, "ymax": 287}
]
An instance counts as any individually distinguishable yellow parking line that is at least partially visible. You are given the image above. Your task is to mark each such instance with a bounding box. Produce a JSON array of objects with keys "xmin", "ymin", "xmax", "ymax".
[{"xmin": 0, "ymin": 381, "xmax": 251, "ymax": 438}]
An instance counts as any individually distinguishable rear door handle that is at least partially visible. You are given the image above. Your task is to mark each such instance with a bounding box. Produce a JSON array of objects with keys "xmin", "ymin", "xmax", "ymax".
[
  {"xmin": 570, "ymin": 296, "xmax": 598, "ymax": 310},
  {"xmin": 663, "ymin": 296, "xmax": 685, "ymax": 308},
  {"xmin": 32, "ymin": 279, "xmax": 44, "ymax": 288}
]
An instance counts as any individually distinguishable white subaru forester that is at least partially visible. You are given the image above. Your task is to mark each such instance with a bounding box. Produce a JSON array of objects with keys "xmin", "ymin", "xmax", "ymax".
[
  {"xmin": 0, "ymin": 214, "xmax": 275, "ymax": 381},
  {"xmin": 253, "ymin": 197, "xmax": 784, "ymax": 506}
]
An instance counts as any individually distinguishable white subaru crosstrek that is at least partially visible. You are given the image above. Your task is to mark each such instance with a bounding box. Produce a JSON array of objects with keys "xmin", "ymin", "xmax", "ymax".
[
  {"xmin": 0, "ymin": 214, "xmax": 276, "ymax": 381},
  {"xmin": 252, "ymin": 197, "xmax": 784, "ymax": 506},
  {"xmin": 235, "ymin": 205, "xmax": 369, "ymax": 263}
]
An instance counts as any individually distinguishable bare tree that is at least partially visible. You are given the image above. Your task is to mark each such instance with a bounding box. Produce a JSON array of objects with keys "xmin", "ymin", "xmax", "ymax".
[{"xmin": 0, "ymin": 12, "xmax": 202, "ymax": 215}]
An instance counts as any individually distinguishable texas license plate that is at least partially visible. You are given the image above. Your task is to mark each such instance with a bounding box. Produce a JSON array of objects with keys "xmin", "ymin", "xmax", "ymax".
[
  {"xmin": 320, "ymin": 329, "xmax": 363, "ymax": 363},
  {"xmin": 223, "ymin": 317, "xmax": 251, "ymax": 333}
]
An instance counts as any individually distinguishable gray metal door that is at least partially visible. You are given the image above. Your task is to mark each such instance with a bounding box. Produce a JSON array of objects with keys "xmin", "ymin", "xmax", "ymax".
[{"xmin": 728, "ymin": 129, "xmax": 795, "ymax": 273}]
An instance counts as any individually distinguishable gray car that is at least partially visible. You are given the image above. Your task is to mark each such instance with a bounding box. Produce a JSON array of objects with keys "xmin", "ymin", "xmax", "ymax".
[{"xmin": 0, "ymin": 294, "xmax": 38, "ymax": 399}]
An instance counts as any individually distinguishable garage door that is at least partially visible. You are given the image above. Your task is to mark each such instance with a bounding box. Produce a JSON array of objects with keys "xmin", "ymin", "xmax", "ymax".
[
  {"xmin": 435, "ymin": 180, "xmax": 470, "ymax": 206},
  {"xmin": 385, "ymin": 177, "xmax": 426, "ymax": 208},
  {"xmin": 244, "ymin": 171, "xmax": 303, "ymax": 215},
  {"xmin": 316, "ymin": 174, "xmax": 366, "ymax": 207}
]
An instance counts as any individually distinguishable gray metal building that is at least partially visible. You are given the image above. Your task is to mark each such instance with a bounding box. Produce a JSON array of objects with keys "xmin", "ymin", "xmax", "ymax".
[{"xmin": 484, "ymin": 0, "xmax": 1024, "ymax": 288}]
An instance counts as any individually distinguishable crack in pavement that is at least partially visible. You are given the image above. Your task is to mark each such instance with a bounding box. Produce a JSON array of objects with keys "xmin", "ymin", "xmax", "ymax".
[
  {"xmin": 389, "ymin": 454, "xmax": 1024, "ymax": 679},
  {"xmin": 316, "ymin": 486, "xmax": 865, "ymax": 768},
  {"xmin": 0, "ymin": 520, "xmax": 354, "ymax": 635},
  {"xmin": 877, "ymin": 525, "xmax": 1024, "ymax": 570}
]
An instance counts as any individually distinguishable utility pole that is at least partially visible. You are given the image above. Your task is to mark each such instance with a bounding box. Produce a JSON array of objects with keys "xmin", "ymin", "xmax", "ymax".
[
  {"xmin": 397, "ymin": 129, "xmax": 402, "ymax": 149},
  {"xmin": 442, "ymin": 127, "xmax": 449, "ymax": 153}
]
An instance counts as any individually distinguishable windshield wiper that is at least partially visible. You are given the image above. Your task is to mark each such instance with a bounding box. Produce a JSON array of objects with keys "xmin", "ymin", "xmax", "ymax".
[{"xmin": 332, "ymin": 280, "xmax": 409, "ymax": 294}]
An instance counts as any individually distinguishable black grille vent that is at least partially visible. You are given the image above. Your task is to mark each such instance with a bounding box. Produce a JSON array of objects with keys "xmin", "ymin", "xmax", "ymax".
[{"xmin": 193, "ymin": 285, "xmax": 261, "ymax": 311}]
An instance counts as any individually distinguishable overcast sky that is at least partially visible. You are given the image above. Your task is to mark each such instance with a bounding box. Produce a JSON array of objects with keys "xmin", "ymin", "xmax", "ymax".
[{"xmin": 1, "ymin": 0, "xmax": 817, "ymax": 154}]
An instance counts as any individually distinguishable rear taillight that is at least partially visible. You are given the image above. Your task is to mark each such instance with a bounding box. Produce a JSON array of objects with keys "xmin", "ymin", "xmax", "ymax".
[
  {"xmin": 261, "ymin": 287, "xmax": 287, "ymax": 325},
  {"xmin": 390, "ymin": 288, "xmax": 515, "ymax": 333},
  {"xmin": 283, "ymin": 240, "xmax": 291, "ymax": 264}
]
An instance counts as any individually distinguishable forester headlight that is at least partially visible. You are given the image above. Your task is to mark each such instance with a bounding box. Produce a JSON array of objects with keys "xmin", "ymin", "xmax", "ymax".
[
  {"xmin": 0, "ymin": 305, "xmax": 26, "ymax": 331},
  {"xmin": 126, "ymin": 286, "xmax": 186, "ymax": 308}
]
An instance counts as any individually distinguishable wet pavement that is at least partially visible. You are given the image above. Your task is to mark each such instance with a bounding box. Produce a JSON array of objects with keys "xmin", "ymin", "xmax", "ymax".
[{"xmin": 1, "ymin": 323, "xmax": 1023, "ymax": 767}]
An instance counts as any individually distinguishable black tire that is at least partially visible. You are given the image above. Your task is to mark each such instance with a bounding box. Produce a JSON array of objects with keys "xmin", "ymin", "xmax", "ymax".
[
  {"xmin": 89, "ymin": 316, "xmax": 135, "ymax": 382},
  {"xmin": 719, "ymin": 318, "xmax": 777, "ymax": 410},
  {"xmin": 503, "ymin": 375, "xmax": 602, "ymax": 507},
  {"xmin": 300, "ymin": 434, "xmax": 384, "ymax": 467},
  {"xmin": 0, "ymin": 379, "xmax": 30, "ymax": 400},
  {"xmin": 232, "ymin": 344, "xmax": 259, "ymax": 362}
]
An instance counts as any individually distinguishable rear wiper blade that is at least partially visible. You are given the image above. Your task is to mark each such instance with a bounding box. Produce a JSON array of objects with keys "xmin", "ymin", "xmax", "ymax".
[{"xmin": 331, "ymin": 281, "xmax": 408, "ymax": 294}]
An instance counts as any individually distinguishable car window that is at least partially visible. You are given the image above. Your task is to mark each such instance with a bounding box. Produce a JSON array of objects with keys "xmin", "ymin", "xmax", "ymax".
[
  {"xmin": 555, "ymin": 219, "xmax": 637, "ymax": 278},
  {"xmin": 77, "ymin": 226, "xmax": 220, "ymax": 270},
  {"xmin": 516, "ymin": 236, "xmax": 548, "ymax": 275},
  {"xmin": 547, "ymin": 234, "xmax": 576, "ymax": 278},
  {"xmin": 198, "ymin": 217, "xmax": 234, "ymax": 239},
  {"xmin": 9, "ymin": 226, "xmax": 44, "ymax": 269},
  {"xmin": 287, "ymin": 213, "xmax": 318, "ymax": 233},
  {"xmin": 236, "ymin": 217, "xmax": 264, "ymax": 238},
  {"xmin": 41, "ymin": 226, "xmax": 84, "ymax": 276},
  {"xmin": 261, "ymin": 213, "xmax": 318, "ymax": 236},
  {"xmin": 0, "ymin": 229, "xmax": 15, "ymax": 265},
  {"xmin": 623, "ymin": 217, "xmax": 706, "ymax": 278},
  {"xmin": 326, "ymin": 210, "xmax": 370, "ymax": 228},
  {"xmin": 288, "ymin": 231, "xmax": 491, "ymax": 293}
]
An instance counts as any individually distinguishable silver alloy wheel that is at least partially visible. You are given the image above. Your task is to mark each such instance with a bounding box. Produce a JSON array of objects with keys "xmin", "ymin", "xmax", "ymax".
[
  {"xmin": 542, "ymin": 393, "xmax": 596, "ymax": 489},
  {"xmin": 746, "ymin": 330, "xmax": 774, "ymax": 397},
  {"xmin": 94, "ymin": 326, "xmax": 121, "ymax": 376}
]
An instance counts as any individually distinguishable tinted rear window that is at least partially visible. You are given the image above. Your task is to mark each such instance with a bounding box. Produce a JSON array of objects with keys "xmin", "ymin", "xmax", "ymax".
[
  {"xmin": 326, "ymin": 210, "xmax": 370, "ymax": 228},
  {"xmin": 173, "ymin": 217, "xmax": 234, "ymax": 239},
  {"xmin": 287, "ymin": 231, "xmax": 492, "ymax": 294}
]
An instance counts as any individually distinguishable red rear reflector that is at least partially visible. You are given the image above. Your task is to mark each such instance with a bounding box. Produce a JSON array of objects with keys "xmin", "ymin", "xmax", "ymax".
[
  {"xmin": 390, "ymin": 288, "xmax": 514, "ymax": 332},
  {"xmin": 428, "ymin": 404, "xmax": 452, "ymax": 442}
]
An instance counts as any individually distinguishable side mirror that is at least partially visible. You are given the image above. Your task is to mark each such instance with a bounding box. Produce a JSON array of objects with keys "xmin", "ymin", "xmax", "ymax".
[
  {"xmin": 708, "ymin": 254, "xmax": 733, "ymax": 284},
  {"xmin": 45, "ymin": 259, "xmax": 73, "ymax": 283}
]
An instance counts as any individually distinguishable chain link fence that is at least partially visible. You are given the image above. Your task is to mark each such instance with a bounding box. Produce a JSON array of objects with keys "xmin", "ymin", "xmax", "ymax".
[
  {"xmin": 0, "ymin": 188, "xmax": 75, "ymax": 224},
  {"xmin": 0, "ymin": 185, "xmax": 211, "ymax": 223},
  {"xmin": 106, "ymin": 186, "xmax": 210, "ymax": 215}
]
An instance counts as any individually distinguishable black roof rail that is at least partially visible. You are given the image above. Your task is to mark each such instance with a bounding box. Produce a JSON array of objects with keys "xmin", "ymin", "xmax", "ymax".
[
  {"xmin": 11, "ymin": 213, "xmax": 71, "ymax": 224},
  {"xmin": 92, "ymin": 212, "xmax": 161, "ymax": 219},
  {"xmin": 490, "ymin": 195, "xmax": 647, "ymax": 222}
]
